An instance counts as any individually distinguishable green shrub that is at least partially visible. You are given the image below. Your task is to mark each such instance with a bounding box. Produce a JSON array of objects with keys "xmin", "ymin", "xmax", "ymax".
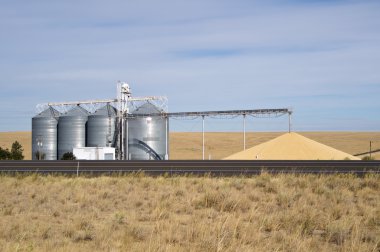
[
  {"xmin": 0, "ymin": 141, "xmax": 24, "ymax": 160},
  {"xmin": 61, "ymin": 152, "xmax": 76, "ymax": 160},
  {"xmin": 11, "ymin": 141, "xmax": 24, "ymax": 160}
]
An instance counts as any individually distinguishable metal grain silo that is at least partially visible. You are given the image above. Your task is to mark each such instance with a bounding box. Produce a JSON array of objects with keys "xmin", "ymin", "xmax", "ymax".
[
  {"xmin": 32, "ymin": 107, "xmax": 60, "ymax": 160},
  {"xmin": 87, "ymin": 104, "xmax": 117, "ymax": 148},
  {"xmin": 58, "ymin": 106, "xmax": 89, "ymax": 159},
  {"xmin": 126, "ymin": 102, "xmax": 168, "ymax": 160}
]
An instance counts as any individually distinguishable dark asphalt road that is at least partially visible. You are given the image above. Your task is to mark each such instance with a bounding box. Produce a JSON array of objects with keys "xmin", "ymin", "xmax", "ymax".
[{"xmin": 0, "ymin": 160, "xmax": 379, "ymax": 176}]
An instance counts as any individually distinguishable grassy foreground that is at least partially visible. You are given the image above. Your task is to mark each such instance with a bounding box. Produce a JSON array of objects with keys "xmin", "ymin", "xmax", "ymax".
[{"xmin": 0, "ymin": 174, "xmax": 379, "ymax": 251}]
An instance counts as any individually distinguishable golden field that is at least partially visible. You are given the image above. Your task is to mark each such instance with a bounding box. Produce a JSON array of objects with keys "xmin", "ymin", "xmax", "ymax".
[
  {"xmin": 0, "ymin": 174, "xmax": 379, "ymax": 251},
  {"xmin": 170, "ymin": 132, "xmax": 380, "ymax": 160},
  {"xmin": 1, "ymin": 131, "xmax": 380, "ymax": 160},
  {"xmin": 0, "ymin": 132, "xmax": 31, "ymax": 160}
]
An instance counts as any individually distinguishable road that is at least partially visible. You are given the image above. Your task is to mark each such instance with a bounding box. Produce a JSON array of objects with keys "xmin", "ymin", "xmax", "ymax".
[{"xmin": 0, "ymin": 160, "xmax": 379, "ymax": 176}]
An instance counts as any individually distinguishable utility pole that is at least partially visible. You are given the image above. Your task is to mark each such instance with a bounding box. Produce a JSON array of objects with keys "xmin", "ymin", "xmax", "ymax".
[
  {"xmin": 165, "ymin": 116, "xmax": 168, "ymax": 160},
  {"xmin": 243, "ymin": 114, "xmax": 246, "ymax": 150},
  {"xmin": 202, "ymin": 115, "xmax": 205, "ymax": 160},
  {"xmin": 370, "ymin": 141, "xmax": 372, "ymax": 158}
]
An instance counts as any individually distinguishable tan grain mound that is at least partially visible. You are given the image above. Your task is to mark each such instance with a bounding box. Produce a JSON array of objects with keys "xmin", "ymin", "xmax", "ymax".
[{"xmin": 224, "ymin": 132, "xmax": 360, "ymax": 160}]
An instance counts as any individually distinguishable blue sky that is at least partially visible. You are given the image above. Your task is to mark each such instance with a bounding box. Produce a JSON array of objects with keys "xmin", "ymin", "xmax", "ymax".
[{"xmin": 0, "ymin": 0, "xmax": 379, "ymax": 132}]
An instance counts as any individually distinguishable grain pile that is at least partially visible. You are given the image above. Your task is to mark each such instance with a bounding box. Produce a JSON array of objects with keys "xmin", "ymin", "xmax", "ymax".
[{"xmin": 224, "ymin": 132, "xmax": 360, "ymax": 160}]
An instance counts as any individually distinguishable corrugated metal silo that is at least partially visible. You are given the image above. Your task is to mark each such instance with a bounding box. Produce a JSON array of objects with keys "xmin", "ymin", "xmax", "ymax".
[
  {"xmin": 87, "ymin": 104, "xmax": 117, "ymax": 148},
  {"xmin": 126, "ymin": 102, "xmax": 168, "ymax": 160},
  {"xmin": 58, "ymin": 106, "xmax": 89, "ymax": 159},
  {"xmin": 32, "ymin": 107, "xmax": 60, "ymax": 160}
]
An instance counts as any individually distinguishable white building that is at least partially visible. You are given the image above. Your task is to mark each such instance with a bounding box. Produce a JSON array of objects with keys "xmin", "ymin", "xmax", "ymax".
[{"xmin": 73, "ymin": 147, "xmax": 116, "ymax": 160}]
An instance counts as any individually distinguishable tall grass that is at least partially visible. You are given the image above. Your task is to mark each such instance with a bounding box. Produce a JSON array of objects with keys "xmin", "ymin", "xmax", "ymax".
[{"xmin": 0, "ymin": 173, "xmax": 379, "ymax": 251}]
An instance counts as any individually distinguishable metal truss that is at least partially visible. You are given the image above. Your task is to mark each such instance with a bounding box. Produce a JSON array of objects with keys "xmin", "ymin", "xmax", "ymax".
[
  {"xmin": 127, "ymin": 108, "xmax": 293, "ymax": 160},
  {"xmin": 36, "ymin": 100, "xmax": 117, "ymax": 114},
  {"xmin": 127, "ymin": 108, "xmax": 292, "ymax": 119},
  {"xmin": 34, "ymin": 82, "xmax": 292, "ymax": 161},
  {"xmin": 128, "ymin": 97, "xmax": 168, "ymax": 113},
  {"xmin": 36, "ymin": 97, "xmax": 168, "ymax": 115}
]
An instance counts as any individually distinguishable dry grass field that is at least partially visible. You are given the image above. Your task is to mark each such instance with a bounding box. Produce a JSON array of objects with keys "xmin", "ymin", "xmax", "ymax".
[
  {"xmin": 1, "ymin": 132, "xmax": 379, "ymax": 251},
  {"xmin": 0, "ymin": 174, "xmax": 379, "ymax": 251},
  {"xmin": 1, "ymin": 131, "xmax": 380, "ymax": 160}
]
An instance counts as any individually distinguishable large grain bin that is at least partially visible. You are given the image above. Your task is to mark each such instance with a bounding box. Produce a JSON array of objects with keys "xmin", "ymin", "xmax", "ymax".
[
  {"xmin": 32, "ymin": 107, "xmax": 60, "ymax": 160},
  {"xmin": 57, "ymin": 106, "xmax": 89, "ymax": 159},
  {"xmin": 126, "ymin": 103, "xmax": 168, "ymax": 160},
  {"xmin": 87, "ymin": 104, "xmax": 117, "ymax": 148}
]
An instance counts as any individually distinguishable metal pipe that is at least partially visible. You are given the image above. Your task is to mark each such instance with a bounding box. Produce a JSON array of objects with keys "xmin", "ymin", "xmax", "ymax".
[
  {"xmin": 48, "ymin": 99, "xmax": 117, "ymax": 106},
  {"xmin": 129, "ymin": 108, "xmax": 291, "ymax": 118},
  {"xmin": 202, "ymin": 115, "xmax": 205, "ymax": 160},
  {"xmin": 126, "ymin": 118, "xmax": 129, "ymax": 160},
  {"xmin": 165, "ymin": 116, "xmax": 168, "ymax": 160},
  {"xmin": 120, "ymin": 116, "xmax": 124, "ymax": 160},
  {"xmin": 243, "ymin": 114, "xmax": 246, "ymax": 150},
  {"xmin": 129, "ymin": 96, "xmax": 167, "ymax": 102}
]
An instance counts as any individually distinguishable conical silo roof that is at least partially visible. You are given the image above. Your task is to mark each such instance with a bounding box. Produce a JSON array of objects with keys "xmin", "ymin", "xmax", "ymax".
[
  {"xmin": 61, "ymin": 105, "xmax": 89, "ymax": 116},
  {"xmin": 132, "ymin": 102, "xmax": 163, "ymax": 115},
  {"xmin": 33, "ymin": 107, "xmax": 61, "ymax": 118},
  {"xmin": 92, "ymin": 104, "xmax": 117, "ymax": 117}
]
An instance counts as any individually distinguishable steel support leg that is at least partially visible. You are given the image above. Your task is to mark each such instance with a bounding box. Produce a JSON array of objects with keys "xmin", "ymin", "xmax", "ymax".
[
  {"xmin": 165, "ymin": 116, "xmax": 168, "ymax": 160},
  {"xmin": 126, "ymin": 118, "xmax": 129, "ymax": 160},
  {"xmin": 202, "ymin": 115, "xmax": 205, "ymax": 160},
  {"xmin": 243, "ymin": 114, "xmax": 246, "ymax": 150}
]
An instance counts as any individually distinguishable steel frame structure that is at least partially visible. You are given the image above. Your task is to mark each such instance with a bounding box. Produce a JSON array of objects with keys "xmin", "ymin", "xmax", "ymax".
[
  {"xmin": 35, "ymin": 83, "xmax": 292, "ymax": 161},
  {"xmin": 129, "ymin": 108, "xmax": 293, "ymax": 160},
  {"xmin": 36, "ymin": 86, "xmax": 168, "ymax": 160},
  {"xmin": 128, "ymin": 108, "xmax": 291, "ymax": 118}
]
